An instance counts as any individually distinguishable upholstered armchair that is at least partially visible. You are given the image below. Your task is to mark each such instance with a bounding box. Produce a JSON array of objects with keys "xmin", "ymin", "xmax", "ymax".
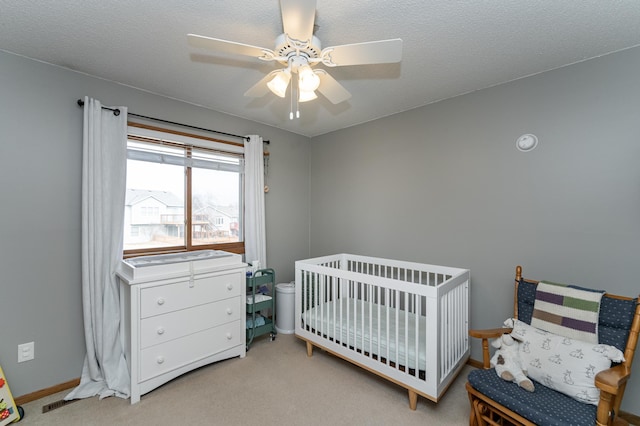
[{"xmin": 466, "ymin": 266, "xmax": 640, "ymax": 426}]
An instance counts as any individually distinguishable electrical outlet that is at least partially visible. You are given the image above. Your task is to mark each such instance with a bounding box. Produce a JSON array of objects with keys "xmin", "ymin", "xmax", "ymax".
[{"xmin": 18, "ymin": 341, "xmax": 34, "ymax": 363}]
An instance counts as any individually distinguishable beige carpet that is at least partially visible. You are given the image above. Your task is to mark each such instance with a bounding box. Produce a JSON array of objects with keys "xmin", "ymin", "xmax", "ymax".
[{"xmin": 18, "ymin": 334, "xmax": 472, "ymax": 425}]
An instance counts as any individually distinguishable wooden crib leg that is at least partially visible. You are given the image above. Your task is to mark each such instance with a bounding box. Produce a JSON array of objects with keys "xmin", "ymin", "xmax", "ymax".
[
  {"xmin": 306, "ymin": 341, "xmax": 314, "ymax": 357},
  {"xmin": 408, "ymin": 389, "xmax": 418, "ymax": 410}
]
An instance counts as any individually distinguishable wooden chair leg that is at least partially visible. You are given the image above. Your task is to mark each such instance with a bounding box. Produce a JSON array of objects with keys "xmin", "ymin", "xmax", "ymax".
[
  {"xmin": 468, "ymin": 391, "xmax": 478, "ymax": 426},
  {"xmin": 596, "ymin": 390, "xmax": 615, "ymax": 426},
  {"xmin": 472, "ymin": 400, "xmax": 485, "ymax": 426}
]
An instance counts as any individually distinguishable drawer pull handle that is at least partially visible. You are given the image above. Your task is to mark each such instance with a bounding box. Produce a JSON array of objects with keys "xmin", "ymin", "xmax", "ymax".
[
  {"xmin": 156, "ymin": 356, "xmax": 165, "ymax": 364},
  {"xmin": 157, "ymin": 298, "xmax": 165, "ymax": 306},
  {"xmin": 226, "ymin": 283, "xmax": 233, "ymax": 291},
  {"xmin": 157, "ymin": 327, "xmax": 165, "ymax": 335},
  {"xmin": 226, "ymin": 333, "xmax": 233, "ymax": 340},
  {"xmin": 226, "ymin": 308, "xmax": 233, "ymax": 315}
]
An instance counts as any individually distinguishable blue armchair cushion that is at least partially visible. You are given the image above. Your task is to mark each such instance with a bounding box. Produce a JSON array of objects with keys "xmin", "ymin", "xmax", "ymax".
[{"xmin": 468, "ymin": 367, "xmax": 596, "ymax": 426}]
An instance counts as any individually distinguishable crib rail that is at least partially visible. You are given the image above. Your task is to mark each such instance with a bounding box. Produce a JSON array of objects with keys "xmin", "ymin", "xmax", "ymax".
[{"xmin": 295, "ymin": 254, "xmax": 470, "ymax": 402}]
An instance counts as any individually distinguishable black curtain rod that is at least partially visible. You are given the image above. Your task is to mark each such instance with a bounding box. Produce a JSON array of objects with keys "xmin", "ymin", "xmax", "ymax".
[{"xmin": 76, "ymin": 99, "xmax": 269, "ymax": 144}]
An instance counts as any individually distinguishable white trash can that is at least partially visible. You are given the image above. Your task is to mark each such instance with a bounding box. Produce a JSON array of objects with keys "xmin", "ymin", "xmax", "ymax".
[{"xmin": 275, "ymin": 282, "xmax": 295, "ymax": 334}]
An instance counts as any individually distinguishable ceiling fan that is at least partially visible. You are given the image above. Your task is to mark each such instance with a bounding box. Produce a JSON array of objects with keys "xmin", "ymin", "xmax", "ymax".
[{"xmin": 187, "ymin": 0, "xmax": 402, "ymax": 117}]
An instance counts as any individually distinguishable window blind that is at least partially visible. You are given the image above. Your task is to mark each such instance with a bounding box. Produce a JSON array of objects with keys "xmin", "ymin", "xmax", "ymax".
[{"xmin": 127, "ymin": 139, "xmax": 242, "ymax": 173}]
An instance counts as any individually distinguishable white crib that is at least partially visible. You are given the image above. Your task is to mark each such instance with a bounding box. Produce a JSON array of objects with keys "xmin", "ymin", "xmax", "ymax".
[{"xmin": 295, "ymin": 254, "xmax": 470, "ymax": 409}]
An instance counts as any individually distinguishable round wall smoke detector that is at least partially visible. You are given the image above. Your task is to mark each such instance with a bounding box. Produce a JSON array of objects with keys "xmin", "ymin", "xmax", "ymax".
[{"xmin": 516, "ymin": 134, "xmax": 538, "ymax": 152}]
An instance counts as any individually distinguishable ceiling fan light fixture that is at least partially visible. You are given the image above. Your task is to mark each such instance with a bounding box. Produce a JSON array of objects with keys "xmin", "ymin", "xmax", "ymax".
[
  {"xmin": 267, "ymin": 69, "xmax": 291, "ymax": 98},
  {"xmin": 298, "ymin": 65, "xmax": 320, "ymax": 92},
  {"xmin": 188, "ymin": 1, "xmax": 403, "ymax": 113},
  {"xmin": 298, "ymin": 89, "xmax": 317, "ymax": 102}
]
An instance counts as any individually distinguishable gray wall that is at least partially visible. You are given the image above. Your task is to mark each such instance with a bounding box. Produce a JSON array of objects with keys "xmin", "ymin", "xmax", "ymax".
[
  {"xmin": 310, "ymin": 47, "xmax": 640, "ymax": 413},
  {"xmin": 0, "ymin": 50, "xmax": 310, "ymax": 397}
]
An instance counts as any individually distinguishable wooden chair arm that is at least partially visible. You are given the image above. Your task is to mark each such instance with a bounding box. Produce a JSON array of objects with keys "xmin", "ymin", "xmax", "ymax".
[
  {"xmin": 468, "ymin": 328, "xmax": 513, "ymax": 368},
  {"xmin": 595, "ymin": 364, "xmax": 631, "ymax": 425},
  {"xmin": 469, "ymin": 328, "xmax": 513, "ymax": 339},
  {"xmin": 595, "ymin": 364, "xmax": 631, "ymax": 395}
]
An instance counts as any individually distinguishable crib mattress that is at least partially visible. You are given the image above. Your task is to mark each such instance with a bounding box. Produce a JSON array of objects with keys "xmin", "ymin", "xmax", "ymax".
[{"xmin": 303, "ymin": 297, "xmax": 428, "ymax": 370}]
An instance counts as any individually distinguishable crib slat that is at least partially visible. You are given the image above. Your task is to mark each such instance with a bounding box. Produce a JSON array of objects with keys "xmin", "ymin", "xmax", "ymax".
[
  {"xmin": 377, "ymin": 285, "xmax": 381, "ymax": 363},
  {"xmin": 332, "ymin": 274, "xmax": 336, "ymax": 345},
  {"xmin": 404, "ymin": 291, "xmax": 409, "ymax": 368},
  {"xmin": 319, "ymin": 273, "xmax": 324, "ymax": 338},
  {"xmin": 368, "ymin": 283, "xmax": 373, "ymax": 357},
  {"xmin": 395, "ymin": 288, "xmax": 399, "ymax": 372},
  {"xmin": 346, "ymin": 279, "xmax": 351, "ymax": 348},
  {"xmin": 415, "ymin": 294, "xmax": 420, "ymax": 375},
  {"xmin": 386, "ymin": 287, "xmax": 390, "ymax": 366},
  {"xmin": 360, "ymin": 281, "xmax": 365, "ymax": 355}
]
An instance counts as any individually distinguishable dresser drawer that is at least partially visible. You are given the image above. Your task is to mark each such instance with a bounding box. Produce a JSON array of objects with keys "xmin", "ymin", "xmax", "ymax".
[
  {"xmin": 140, "ymin": 297, "xmax": 242, "ymax": 349},
  {"xmin": 139, "ymin": 320, "xmax": 242, "ymax": 381},
  {"xmin": 140, "ymin": 272, "xmax": 242, "ymax": 318}
]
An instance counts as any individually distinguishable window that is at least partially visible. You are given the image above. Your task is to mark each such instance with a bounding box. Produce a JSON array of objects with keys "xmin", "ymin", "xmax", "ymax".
[{"xmin": 123, "ymin": 123, "xmax": 244, "ymax": 256}]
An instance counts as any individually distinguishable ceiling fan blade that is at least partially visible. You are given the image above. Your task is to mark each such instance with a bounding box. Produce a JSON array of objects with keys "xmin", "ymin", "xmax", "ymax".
[
  {"xmin": 244, "ymin": 72, "xmax": 277, "ymax": 98},
  {"xmin": 280, "ymin": 0, "xmax": 317, "ymax": 43},
  {"xmin": 321, "ymin": 38, "xmax": 403, "ymax": 66},
  {"xmin": 316, "ymin": 71, "xmax": 351, "ymax": 104},
  {"xmin": 188, "ymin": 34, "xmax": 272, "ymax": 59}
]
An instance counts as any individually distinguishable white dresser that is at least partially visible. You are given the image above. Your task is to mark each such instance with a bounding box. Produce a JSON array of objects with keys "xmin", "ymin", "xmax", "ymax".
[{"xmin": 117, "ymin": 250, "xmax": 246, "ymax": 404}]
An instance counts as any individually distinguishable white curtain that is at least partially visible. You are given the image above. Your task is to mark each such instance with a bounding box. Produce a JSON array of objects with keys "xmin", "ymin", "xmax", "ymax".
[
  {"xmin": 66, "ymin": 97, "xmax": 130, "ymax": 400},
  {"xmin": 244, "ymin": 135, "xmax": 267, "ymax": 267}
]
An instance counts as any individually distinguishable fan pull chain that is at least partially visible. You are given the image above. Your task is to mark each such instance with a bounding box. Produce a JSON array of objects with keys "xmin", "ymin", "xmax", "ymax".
[
  {"xmin": 289, "ymin": 75, "xmax": 301, "ymax": 120},
  {"xmin": 289, "ymin": 80, "xmax": 294, "ymax": 120},
  {"xmin": 295, "ymin": 75, "xmax": 300, "ymax": 118}
]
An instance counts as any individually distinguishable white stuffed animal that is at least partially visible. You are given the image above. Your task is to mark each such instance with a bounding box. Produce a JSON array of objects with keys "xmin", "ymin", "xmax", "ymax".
[{"xmin": 490, "ymin": 333, "xmax": 535, "ymax": 392}]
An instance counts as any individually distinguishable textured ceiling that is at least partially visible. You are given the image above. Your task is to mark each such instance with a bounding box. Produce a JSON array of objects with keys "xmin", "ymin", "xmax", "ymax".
[{"xmin": 2, "ymin": 1, "xmax": 640, "ymax": 137}]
